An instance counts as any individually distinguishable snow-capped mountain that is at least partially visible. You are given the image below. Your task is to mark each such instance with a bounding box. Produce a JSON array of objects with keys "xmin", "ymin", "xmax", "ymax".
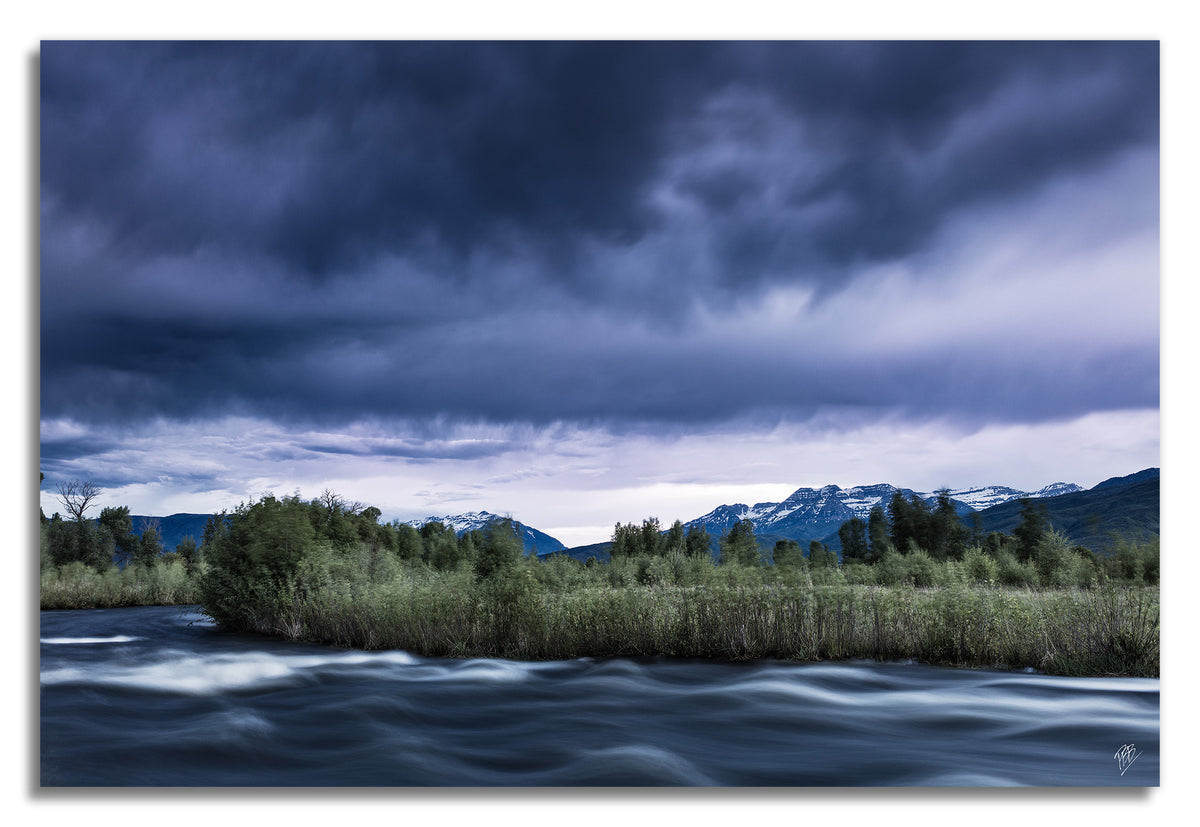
[
  {"xmin": 943, "ymin": 482, "xmax": 1082, "ymax": 510},
  {"xmin": 684, "ymin": 480, "xmax": 1083, "ymax": 543},
  {"xmin": 405, "ymin": 511, "xmax": 566, "ymax": 555}
]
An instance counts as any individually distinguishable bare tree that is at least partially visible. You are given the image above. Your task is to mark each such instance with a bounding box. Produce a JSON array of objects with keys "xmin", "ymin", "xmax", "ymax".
[
  {"xmin": 56, "ymin": 480, "xmax": 101, "ymax": 523},
  {"xmin": 318, "ymin": 488, "xmax": 364, "ymax": 516},
  {"xmin": 318, "ymin": 488, "xmax": 344, "ymax": 515}
]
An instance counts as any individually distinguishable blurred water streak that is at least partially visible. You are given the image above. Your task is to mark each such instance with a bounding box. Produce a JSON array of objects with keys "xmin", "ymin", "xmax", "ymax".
[{"xmin": 40, "ymin": 605, "xmax": 1159, "ymax": 787}]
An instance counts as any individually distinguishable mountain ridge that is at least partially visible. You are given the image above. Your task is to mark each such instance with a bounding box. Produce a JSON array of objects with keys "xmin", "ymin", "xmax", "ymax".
[
  {"xmin": 681, "ymin": 478, "xmax": 1090, "ymax": 548},
  {"xmin": 404, "ymin": 511, "xmax": 567, "ymax": 556},
  {"xmin": 91, "ymin": 468, "xmax": 1157, "ymax": 563},
  {"xmin": 559, "ymin": 468, "xmax": 1157, "ymax": 562}
]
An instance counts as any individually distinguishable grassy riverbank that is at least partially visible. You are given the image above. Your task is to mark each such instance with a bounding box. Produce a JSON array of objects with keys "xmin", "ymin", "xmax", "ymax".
[
  {"xmin": 39, "ymin": 558, "xmax": 1158, "ymax": 676},
  {"xmin": 40, "ymin": 560, "xmax": 201, "ymax": 609},
  {"xmin": 209, "ymin": 562, "xmax": 1158, "ymax": 677}
]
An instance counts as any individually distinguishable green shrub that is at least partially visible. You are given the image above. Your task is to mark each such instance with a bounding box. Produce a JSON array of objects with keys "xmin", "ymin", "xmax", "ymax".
[
  {"xmin": 40, "ymin": 559, "xmax": 202, "ymax": 609},
  {"xmin": 994, "ymin": 551, "xmax": 1039, "ymax": 587},
  {"xmin": 1108, "ymin": 535, "xmax": 1159, "ymax": 585},
  {"xmin": 962, "ymin": 547, "xmax": 998, "ymax": 585}
]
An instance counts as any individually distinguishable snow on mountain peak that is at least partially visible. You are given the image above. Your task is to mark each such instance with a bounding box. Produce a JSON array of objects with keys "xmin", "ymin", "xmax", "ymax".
[{"xmin": 684, "ymin": 477, "xmax": 1083, "ymax": 539}]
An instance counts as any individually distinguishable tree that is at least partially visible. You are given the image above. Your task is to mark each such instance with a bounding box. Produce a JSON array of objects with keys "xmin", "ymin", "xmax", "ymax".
[
  {"xmin": 610, "ymin": 522, "xmax": 643, "ymax": 559},
  {"xmin": 202, "ymin": 511, "xmax": 229, "ymax": 552},
  {"xmin": 318, "ymin": 488, "xmax": 344, "ymax": 514},
  {"xmin": 1013, "ymin": 498, "xmax": 1049, "ymax": 562},
  {"xmin": 47, "ymin": 481, "xmax": 107, "ymax": 568},
  {"xmin": 773, "ymin": 539, "xmax": 803, "ymax": 567},
  {"xmin": 421, "ymin": 521, "xmax": 461, "ymax": 570},
  {"xmin": 393, "ymin": 523, "xmax": 424, "ymax": 562},
  {"xmin": 887, "ymin": 490, "xmax": 914, "ymax": 552},
  {"xmin": 664, "ymin": 520, "xmax": 686, "ymax": 556},
  {"xmin": 99, "ymin": 505, "xmax": 137, "ymax": 565},
  {"xmin": 174, "ymin": 536, "xmax": 202, "ymax": 573},
  {"xmin": 867, "ymin": 505, "xmax": 891, "ymax": 562},
  {"xmin": 474, "ymin": 518, "xmax": 524, "ymax": 579},
  {"xmin": 838, "ymin": 518, "xmax": 870, "ymax": 562},
  {"xmin": 930, "ymin": 488, "xmax": 967, "ymax": 561},
  {"xmin": 685, "ymin": 524, "xmax": 712, "ymax": 558},
  {"xmin": 56, "ymin": 479, "xmax": 102, "ymax": 563},
  {"xmin": 133, "ymin": 519, "xmax": 163, "ymax": 567},
  {"xmin": 197, "ymin": 495, "xmax": 319, "ymax": 629},
  {"xmin": 1031, "ymin": 528, "xmax": 1074, "ymax": 585},
  {"xmin": 45, "ymin": 513, "xmax": 77, "ymax": 567},
  {"xmin": 56, "ymin": 479, "xmax": 101, "ymax": 523},
  {"xmin": 808, "ymin": 540, "xmax": 836, "ymax": 568},
  {"xmin": 720, "ymin": 519, "xmax": 760, "ymax": 566},
  {"xmin": 312, "ymin": 490, "xmax": 358, "ymax": 549},
  {"xmin": 907, "ymin": 494, "xmax": 935, "ymax": 553},
  {"xmin": 353, "ymin": 505, "xmax": 386, "ymax": 559},
  {"xmin": 640, "ymin": 517, "xmax": 664, "ymax": 557},
  {"xmin": 458, "ymin": 530, "xmax": 480, "ymax": 565}
]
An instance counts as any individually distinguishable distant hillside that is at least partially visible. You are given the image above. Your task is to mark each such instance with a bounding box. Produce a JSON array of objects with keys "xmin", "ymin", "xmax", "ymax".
[
  {"xmin": 970, "ymin": 470, "xmax": 1159, "ymax": 553},
  {"xmin": 1092, "ymin": 467, "xmax": 1161, "ymax": 490},
  {"xmin": 543, "ymin": 541, "xmax": 611, "ymax": 563},
  {"xmin": 405, "ymin": 511, "xmax": 566, "ymax": 556},
  {"xmin": 562, "ymin": 468, "xmax": 1159, "ymax": 561},
  {"xmin": 97, "ymin": 513, "xmax": 212, "ymax": 552}
]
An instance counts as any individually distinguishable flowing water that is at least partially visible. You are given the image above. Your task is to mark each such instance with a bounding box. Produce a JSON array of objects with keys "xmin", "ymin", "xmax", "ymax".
[{"xmin": 40, "ymin": 605, "xmax": 1159, "ymax": 787}]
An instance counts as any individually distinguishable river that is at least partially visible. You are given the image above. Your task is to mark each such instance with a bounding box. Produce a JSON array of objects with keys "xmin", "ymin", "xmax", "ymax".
[{"xmin": 39, "ymin": 605, "xmax": 1159, "ymax": 786}]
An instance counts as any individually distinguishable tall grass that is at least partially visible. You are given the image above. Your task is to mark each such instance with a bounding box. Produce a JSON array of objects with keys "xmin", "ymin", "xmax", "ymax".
[
  {"xmin": 237, "ymin": 572, "xmax": 1159, "ymax": 677},
  {"xmin": 40, "ymin": 539, "xmax": 1159, "ymax": 677},
  {"xmin": 40, "ymin": 561, "xmax": 200, "ymax": 609}
]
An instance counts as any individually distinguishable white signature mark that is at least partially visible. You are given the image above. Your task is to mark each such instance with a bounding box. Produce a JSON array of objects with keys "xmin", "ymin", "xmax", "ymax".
[{"xmin": 1114, "ymin": 744, "xmax": 1142, "ymax": 776}]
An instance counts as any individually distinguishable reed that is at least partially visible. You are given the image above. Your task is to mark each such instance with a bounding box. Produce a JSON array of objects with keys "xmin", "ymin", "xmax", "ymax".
[
  {"xmin": 41, "ymin": 545, "xmax": 1158, "ymax": 677},
  {"xmin": 40, "ymin": 560, "xmax": 200, "ymax": 609},
  {"xmin": 238, "ymin": 575, "xmax": 1159, "ymax": 677}
]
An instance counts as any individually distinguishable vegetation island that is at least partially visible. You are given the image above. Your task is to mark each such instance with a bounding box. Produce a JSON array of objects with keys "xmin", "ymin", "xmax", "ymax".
[{"xmin": 40, "ymin": 478, "xmax": 1159, "ymax": 678}]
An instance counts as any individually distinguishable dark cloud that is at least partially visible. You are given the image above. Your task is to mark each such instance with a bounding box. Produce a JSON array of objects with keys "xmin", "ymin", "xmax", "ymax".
[
  {"xmin": 297, "ymin": 437, "xmax": 515, "ymax": 462},
  {"xmin": 40, "ymin": 41, "xmax": 1159, "ymax": 434}
]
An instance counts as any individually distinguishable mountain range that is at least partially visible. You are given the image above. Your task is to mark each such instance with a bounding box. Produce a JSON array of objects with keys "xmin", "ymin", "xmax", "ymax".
[
  {"xmin": 681, "ymin": 480, "xmax": 1084, "ymax": 547},
  {"xmin": 558, "ymin": 468, "xmax": 1158, "ymax": 562},
  {"xmin": 110, "ymin": 468, "xmax": 1158, "ymax": 563}
]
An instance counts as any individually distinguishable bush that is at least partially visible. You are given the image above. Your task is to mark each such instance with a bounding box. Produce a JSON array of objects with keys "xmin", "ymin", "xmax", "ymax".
[
  {"xmin": 962, "ymin": 547, "xmax": 998, "ymax": 585},
  {"xmin": 40, "ymin": 559, "xmax": 201, "ymax": 609},
  {"xmin": 994, "ymin": 551, "xmax": 1039, "ymax": 587},
  {"xmin": 1108, "ymin": 535, "xmax": 1159, "ymax": 585}
]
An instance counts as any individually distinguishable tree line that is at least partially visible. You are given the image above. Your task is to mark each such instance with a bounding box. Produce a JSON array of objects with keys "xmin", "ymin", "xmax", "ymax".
[
  {"xmin": 41, "ymin": 476, "xmax": 1158, "ymax": 596},
  {"xmin": 39, "ymin": 476, "xmax": 1158, "ymax": 676},
  {"xmin": 607, "ymin": 488, "xmax": 1157, "ymax": 588},
  {"xmin": 41, "ymin": 477, "xmax": 530, "ymax": 580},
  {"xmin": 41, "ymin": 479, "xmax": 199, "ymax": 572}
]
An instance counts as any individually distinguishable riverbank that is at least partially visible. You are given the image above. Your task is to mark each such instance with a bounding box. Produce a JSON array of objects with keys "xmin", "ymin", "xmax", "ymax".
[
  {"xmin": 40, "ymin": 560, "xmax": 201, "ymax": 609},
  {"xmin": 217, "ymin": 578, "xmax": 1159, "ymax": 678},
  {"xmin": 41, "ymin": 559, "xmax": 1159, "ymax": 677}
]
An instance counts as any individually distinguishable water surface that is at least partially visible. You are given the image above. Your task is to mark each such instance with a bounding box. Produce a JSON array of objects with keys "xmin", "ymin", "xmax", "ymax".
[{"xmin": 40, "ymin": 605, "xmax": 1159, "ymax": 786}]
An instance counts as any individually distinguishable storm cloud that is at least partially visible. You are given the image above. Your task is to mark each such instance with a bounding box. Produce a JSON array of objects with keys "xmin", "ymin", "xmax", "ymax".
[{"xmin": 39, "ymin": 41, "xmax": 1159, "ymax": 532}]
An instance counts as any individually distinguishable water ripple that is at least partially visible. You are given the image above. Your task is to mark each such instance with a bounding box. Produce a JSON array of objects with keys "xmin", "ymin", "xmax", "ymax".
[{"xmin": 40, "ymin": 606, "xmax": 1160, "ymax": 787}]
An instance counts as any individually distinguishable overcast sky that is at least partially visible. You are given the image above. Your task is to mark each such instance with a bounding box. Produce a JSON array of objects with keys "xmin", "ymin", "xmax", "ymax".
[{"xmin": 39, "ymin": 40, "xmax": 1160, "ymax": 546}]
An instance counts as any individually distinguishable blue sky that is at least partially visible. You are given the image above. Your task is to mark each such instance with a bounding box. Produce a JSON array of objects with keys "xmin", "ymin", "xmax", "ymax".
[{"xmin": 37, "ymin": 39, "xmax": 1160, "ymax": 546}]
